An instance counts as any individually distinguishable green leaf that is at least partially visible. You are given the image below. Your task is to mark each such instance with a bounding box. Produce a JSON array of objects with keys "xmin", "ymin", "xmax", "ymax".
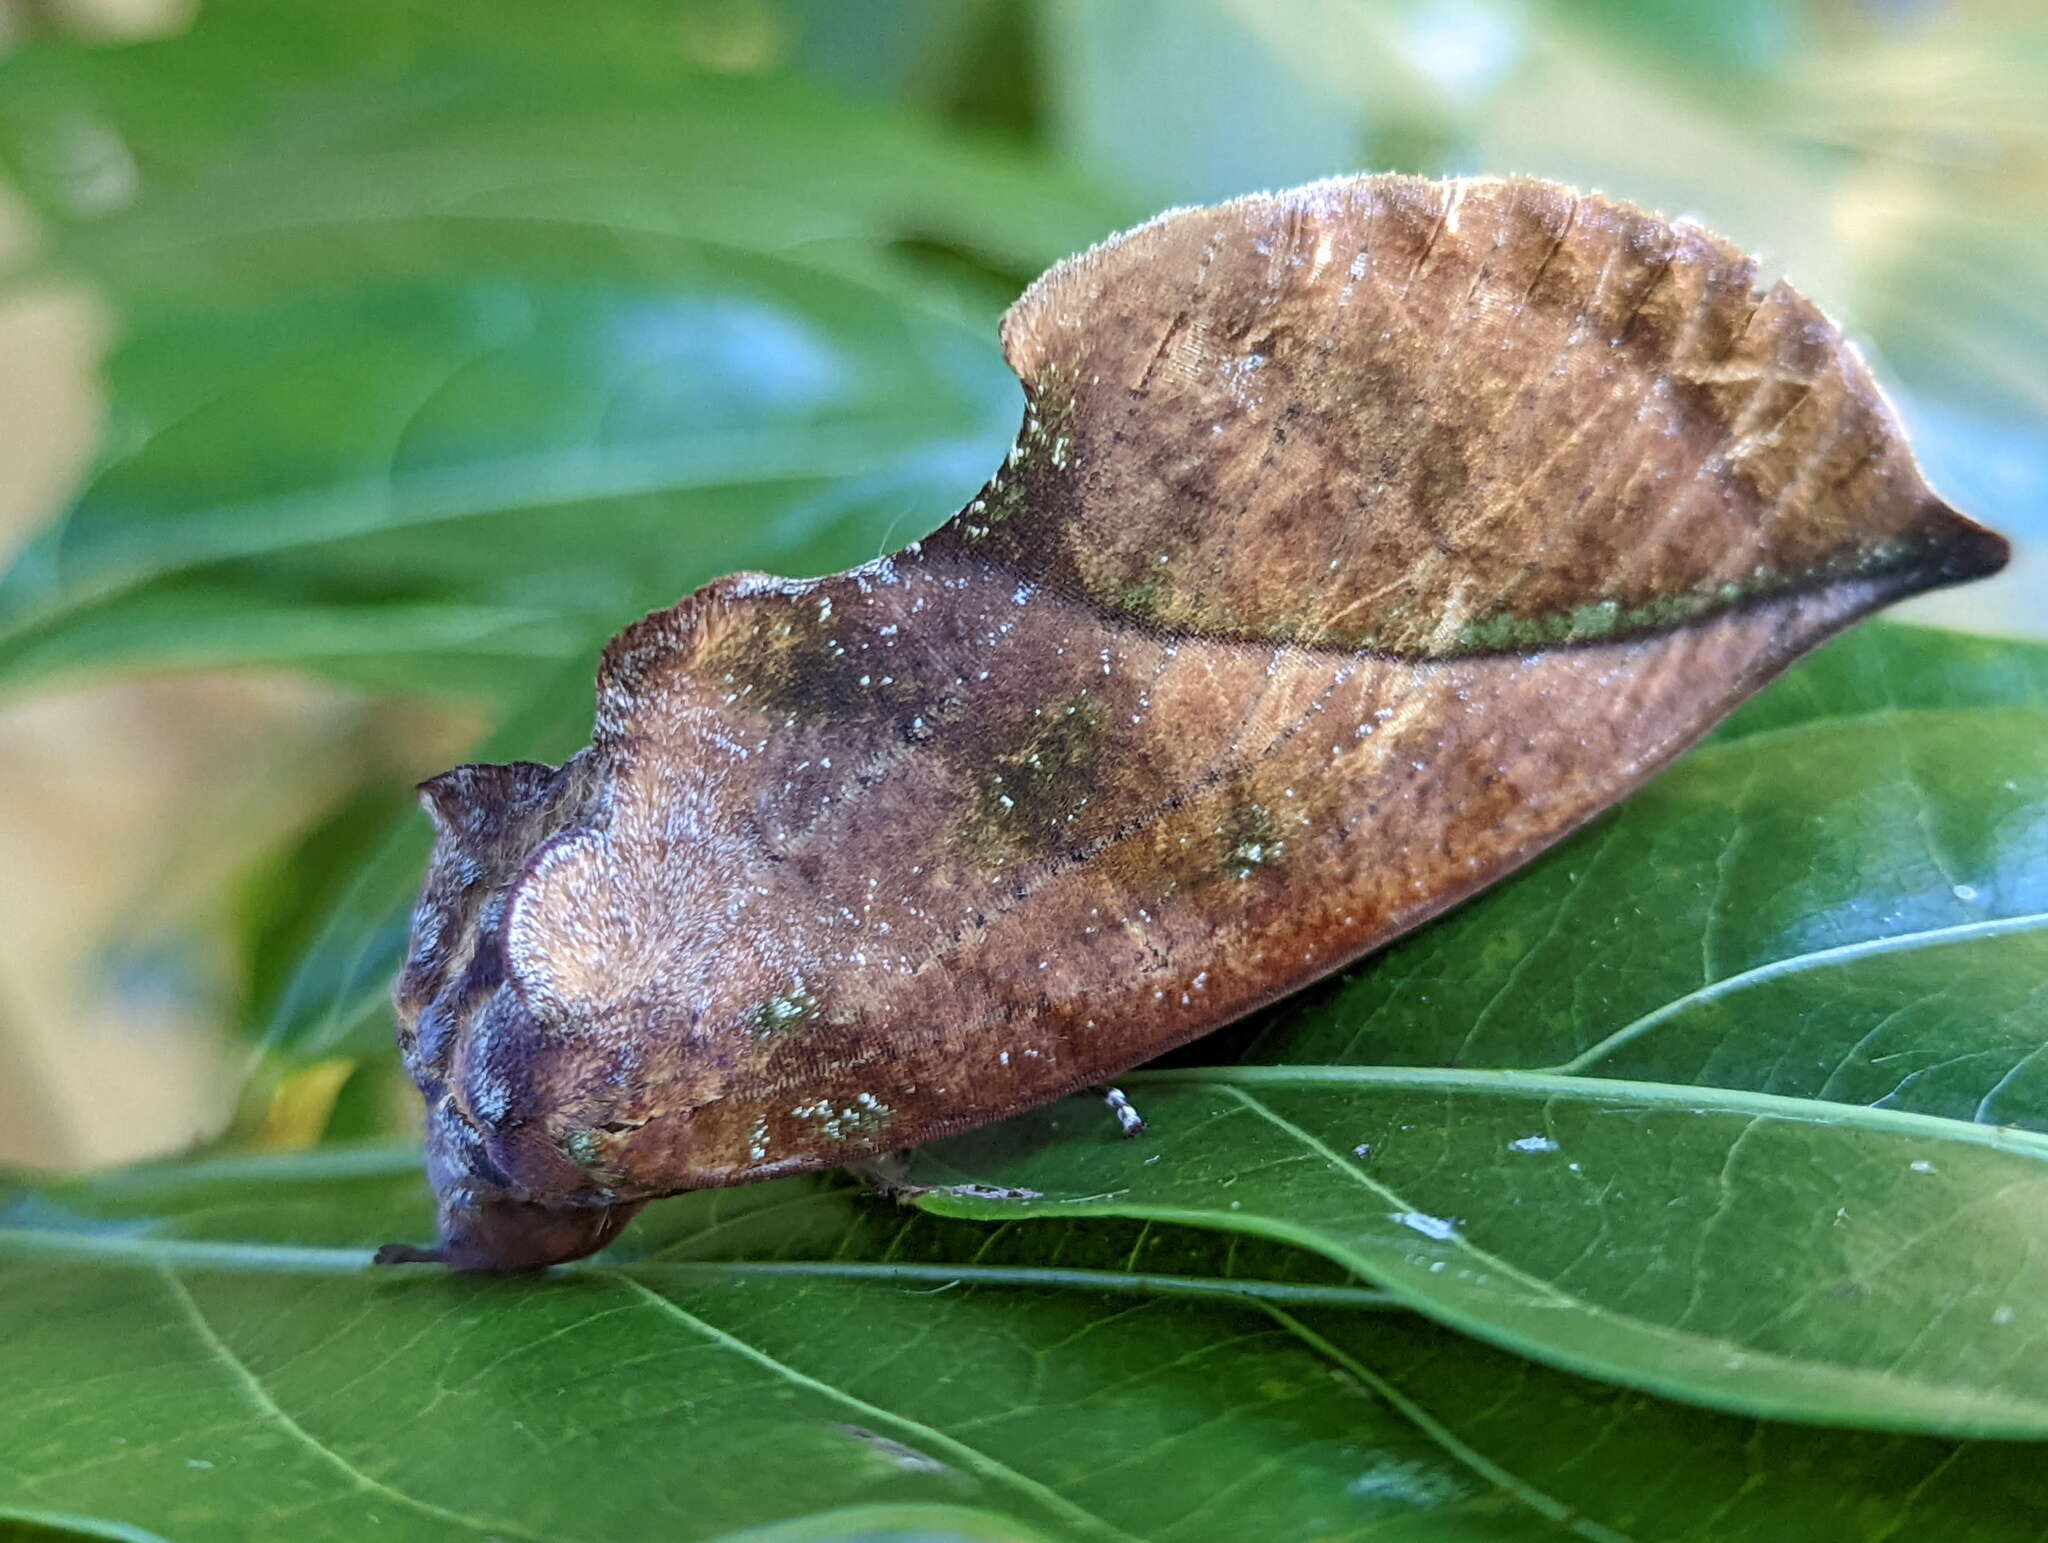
[
  {"xmin": 0, "ymin": 0, "xmax": 1132, "ymax": 700},
  {"xmin": 899, "ymin": 624, "xmax": 2048, "ymax": 1436},
  {"xmin": 0, "ymin": 0, "xmax": 1122, "ymax": 296},
  {"xmin": 0, "ymin": 266, "xmax": 1016, "ymax": 700},
  {"xmin": 1710, "ymin": 621, "xmax": 2048, "ymax": 742},
  {"xmin": 7, "ymin": 1147, "xmax": 2048, "ymax": 1543},
  {"xmin": 914, "ymin": 1068, "xmax": 2048, "ymax": 1436}
]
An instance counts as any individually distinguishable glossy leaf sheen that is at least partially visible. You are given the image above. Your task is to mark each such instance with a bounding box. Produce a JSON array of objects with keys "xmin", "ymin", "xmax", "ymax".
[{"xmin": 7, "ymin": 1151, "xmax": 2048, "ymax": 1543}]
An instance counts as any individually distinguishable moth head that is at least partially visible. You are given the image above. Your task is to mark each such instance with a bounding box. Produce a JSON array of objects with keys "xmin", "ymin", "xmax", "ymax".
[
  {"xmin": 376, "ymin": 1191, "xmax": 642, "ymax": 1273},
  {"xmin": 383, "ymin": 758, "xmax": 647, "ymax": 1269},
  {"xmin": 385, "ymin": 753, "xmax": 725, "ymax": 1269},
  {"xmin": 387, "ymin": 1081, "xmax": 644, "ymax": 1272},
  {"xmin": 397, "ymin": 983, "xmax": 646, "ymax": 1271}
]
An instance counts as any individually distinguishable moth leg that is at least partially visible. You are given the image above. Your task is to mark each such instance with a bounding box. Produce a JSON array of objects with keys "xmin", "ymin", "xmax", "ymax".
[
  {"xmin": 1095, "ymin": 1085, "xmax": 1146, "ymax": 1137},
  {"xmin": 846, "ymin": 1149, "xmax": 932, "ymax": 1202}
]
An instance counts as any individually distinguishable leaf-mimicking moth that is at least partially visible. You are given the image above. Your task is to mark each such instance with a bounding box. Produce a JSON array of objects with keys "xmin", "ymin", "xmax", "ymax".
[{"xmin": 379, "ymin": 174, "xmax": 2008, "ymax": 1270}]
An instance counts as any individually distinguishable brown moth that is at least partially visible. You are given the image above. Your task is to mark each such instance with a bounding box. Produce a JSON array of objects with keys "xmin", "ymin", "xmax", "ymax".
[{"xmin": 379, "ymin": 174, "xmax": 2007, "ymax": 1270}]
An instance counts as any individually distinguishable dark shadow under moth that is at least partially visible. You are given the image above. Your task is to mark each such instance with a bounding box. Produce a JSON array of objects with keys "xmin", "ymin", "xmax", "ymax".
[{"xmin": 379, "ymin": 174, "xmax": 2008, "ymax": 1271}]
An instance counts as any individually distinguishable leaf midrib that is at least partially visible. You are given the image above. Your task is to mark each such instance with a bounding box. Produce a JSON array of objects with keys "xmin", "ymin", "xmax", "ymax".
[
  {"xmin": 0, "ymin": 1223, "xmax": 1398, "ymax": 1311},
  {"xmin": 1548, "ymin": 909, "xmax": 2048, "ymax": 1073},
  {"xmin": 1127, "ymin": 1062, "xmax": 2048, "ymax": 1159}
]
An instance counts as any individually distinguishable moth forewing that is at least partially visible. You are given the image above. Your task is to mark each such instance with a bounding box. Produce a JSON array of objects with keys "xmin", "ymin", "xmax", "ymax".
[{"xmin": 383, "ymin": 173, "xmax": 2007, "ymax": 1270}]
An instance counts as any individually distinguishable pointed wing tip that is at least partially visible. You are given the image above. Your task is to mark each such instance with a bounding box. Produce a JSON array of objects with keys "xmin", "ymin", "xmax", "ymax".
[{"xmin": 1923, "ymin": 506, "xmax": 2011, "ymax": 588}]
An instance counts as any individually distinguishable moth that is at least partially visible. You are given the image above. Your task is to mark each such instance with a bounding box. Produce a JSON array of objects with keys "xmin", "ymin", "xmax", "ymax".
[{"xmin": 379, "ymin": 174, "xmax": 2007, "ymax": 1270}]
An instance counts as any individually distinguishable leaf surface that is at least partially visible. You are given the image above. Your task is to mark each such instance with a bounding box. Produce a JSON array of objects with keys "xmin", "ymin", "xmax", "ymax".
[
  {"xmin": 915, "ymin": 1066, "xmax": 2048, "ymax": 1436},
  {"xmin": 7, "ymin": 1149, "xmax": 2048, "ymax": 1543}
]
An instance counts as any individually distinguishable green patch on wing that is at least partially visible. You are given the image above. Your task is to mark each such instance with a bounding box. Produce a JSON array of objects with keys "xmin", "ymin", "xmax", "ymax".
[
  {"xmin": 967, "ymin": 691, "xmax": 1111, "ymax": 854},
  {"xmin": 751, "ymin": 989, "xmax": 823, "ymax": 1037},
  {"xmin": 1221, "ymin": 799, "xmax": 1286, "ymax": 880}
]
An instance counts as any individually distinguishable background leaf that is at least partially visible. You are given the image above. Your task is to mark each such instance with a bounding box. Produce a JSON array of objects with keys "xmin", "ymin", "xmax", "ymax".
[
  {"xmin": 0, "ymin": 0, "xmax": 1128, "ymax": 702},
  {"xmin": 0, "ymin": 264, "xmax": 1018, "ymax": 702}
]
